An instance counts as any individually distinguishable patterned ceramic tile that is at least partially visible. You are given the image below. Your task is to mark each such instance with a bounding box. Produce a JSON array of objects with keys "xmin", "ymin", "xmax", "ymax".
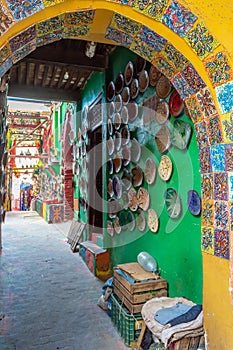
[
  {"xmin": 133, "ymin": 0, "xmax": 170, "ymax": 20},
  {"xmin": 230, "ymin": 202, "xmax": 233, "ymax": 231},
  {"xmin": 204, "ymin": 51, "xmax": 233, "ymax": 87},
  {"xmin": 214, "ymin": 172, "xmax": 228, "ymax": 200},
  {"xmin": 214, "ymin": 201, "xmax": 229, "ymax": 230},
  {"xmin": 105, "ymin": 27, "xmax": 133, "ymax": 48},
  {"xmin": 196, "ymin": 87, "xmax": 218, "ymax": 118},
  {"xmin": 0, "ymin": 57, "xmax": 12, "ymax": 78},
  {"xmin": 110, "ymin": 13, "xmax": 141, "ymax": 36},
  {"xmin": 43, "ymin": 0, "xmax": 64, "ymax": 6},
  {"xmin": 202, "ymin": 200, "xmax": 214, "ymax": 226},
  {"xmin": 185, "ymin": 21, "xmax": 219, "ymax": 60},
  {"xmin": 130, "ymin": 39, "xmax": 156, "ymax": 62},
  {"xmin": 0, "ymin": 43, "xmax": 11, "ymax": 64},
  {"xmin": 215, "ymin": 81, "xmax": 233, "ymax": 114},
  {"xmin": 214, "ymin": 229, "xmax": 229, "ymax": 259},
  {"xmin": 225, "ymin": 144, "xmax": 233, "ymax": 171},
  {"xmin": 11, "ymin": 41, "xmax": 36, "ymax": 64},
  {"xmin": 185, "ymin": 96, "xmax": 203, "ymax": 123},
  {"xmin": 65, "ymin": 10, "xmax": 95, "ymax": 26},
  {"xmin": 161, "ymin": 0, "xmax": 197, "ymax": 38},
  {"xmin": 201, "ymin": 173, "xmax": 214, "ymax": 200},
  {"xmin": 210, "ymin": 144, "xmax": 225, "ymax": 172},
  {"xmin": 37, "ymin": 15, "xmax": 64, "ymax": 37},
  {"xmin": 106, "ymin": 0, "xmax": 134, "ymax": 4},
  {"xmin": 201, "ymin": 226, "xmax": 214, "ymax": 254},
  {"xmin": 199, "ymin": 147, "xmax": 212, "ymax": 174},
  {"xmin": 37, "ymin": 31, "xmax": 63, "ymax": 47},
  {"xmin": 0, "ymin": 4, "xmax": 15, "ymax": 35},
  {"xmin": 195, "ymin": 120, "xmax": 209, "ymax": 147},
  {"xmin": 136, "ymin": 26, "xmax": 167, "ymax": 51},
  {"xmin": 171, "ymin": 72, "xmax": 192, "ymax": 100},
  {"xmin": 162, "ymin": 43, "xmax": 189, "ymax": 71},
  {"xmin": 228, "ymin": 172, "xmax": 233, "ymax": 201},
  {"xmin": 221, "ymin": 112, "xmax": 233, "ymax": 142},
  {"xmin": 62, "ymin": 25, "xmax": 92, "ymax": 39},
  {"xmin": 5, "ymin": 0, "xmax": 44, "ymax": 21},
  {"xmin": 9, "ymin": 25, "xmax": 36, "ymax": 52},
  {"xmin": 152, "ymin": 56, "xmax": 176, "ymax": 79},
  {"xmin": 207, "ymin": 116, "xmax": 224, "ymax": 145},
  {"xmin": 181, "ymin": 63, "xmax": 206, "ymax": 94}
]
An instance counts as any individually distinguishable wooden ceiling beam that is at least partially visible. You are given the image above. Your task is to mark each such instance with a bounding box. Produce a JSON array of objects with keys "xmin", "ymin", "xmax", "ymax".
[
  {"xmin": 34, "ymin": 62, "xmax": 41, "ymax": 86},
  {"xmin": 18, "ymin": 62, "xmax": 24, "ymax": 84},
  {"xmin": 42, "ymin": 65, "xmax": 49, "ymax": 87},
  {"xmin": 26, "ymin": 62, "xmax": 31, "ymax": 86}
]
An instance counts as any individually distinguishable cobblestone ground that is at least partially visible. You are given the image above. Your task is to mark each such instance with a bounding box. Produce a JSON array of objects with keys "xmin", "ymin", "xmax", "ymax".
[{"xmin": 0, "ymin": 212, "xmax": 129, "ymax": 350}]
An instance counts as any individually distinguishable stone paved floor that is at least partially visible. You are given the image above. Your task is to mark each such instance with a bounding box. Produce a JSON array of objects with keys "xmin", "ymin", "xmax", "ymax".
[{"xmin": 0, "ymin": 212, "xmax": 129, "ymax": 350}]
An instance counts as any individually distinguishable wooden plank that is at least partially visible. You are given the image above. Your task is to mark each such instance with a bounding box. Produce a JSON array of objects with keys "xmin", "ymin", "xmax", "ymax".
[
  {"xmin": 114, "ymin": 285, "xmax": 143, "ymax": 313},
  {"xmin": 176, "ymin": 338, "xmax": 191, "ymax": 350},
  {"xmin": 136, "ymin": 321, "xmax": 146, "ymax": 350},
  {"xmin": 117, "ymin": 262, "xmax": 158, "ymax": 282},
  {"xmin": 189, "ymin": 336, "xmax": 201, "ymax": 350},
  {"xmin": 71, "ymin": 222, "xmax": 85, "ymax": 252}
]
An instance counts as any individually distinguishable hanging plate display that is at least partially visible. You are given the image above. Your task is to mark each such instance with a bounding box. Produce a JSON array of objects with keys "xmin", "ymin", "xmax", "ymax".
[
  {"xmin": 139, "ymin": 70, "xmax": 149, "ymax": 93},
  {"xmin": 130, "ymin": 138, "xmax": 141, "ymax": 162},
  {"xmin": 128, "ymin": 188, "xmax": 138, "ymax": 211},
  {"xmin": 148, "ymin": 209, "xmax": 159, "ymax": 232},
  {"xmin": 145, "ymin": 158, "xmax": 156, "ymax": 185},
  {"xmin": 107, "ymin": 81, "xmax": 115, "ymax": 101},
  {"xmin": 108, "ymin": 101, "xmax": 115, "ymax": 118},
  {"xmin": 107, "ymin": 220, "xmax": 114, "ymax": 236},
  {"xmin": 121, "ymin": 106, "xmax": 129, "ymax": 124},
  {"xmin": 132, "ymin": 166, "xmax": 143, "ymax": 187},
  {"xmin": 113, "ymin": 112, "xmax": 121, "ymax": 130},
  {"xmin": 121, "ymin": 125, "xmax": 130, "ymax": 146},
  {"xmin": 136, "ymin": 56, "xmax": 146, "ymax": 75},
  {"xmin": 115, "ymin": 131, "xmax": 122, "ymax": 152},
  {"xmin": 122, "ymin": 146, "xmax": 131, "ymax": 166},
  {"xmin": 155, "ymin": 101, "xmax": 170, "ymax": 125},
  {"xmin": 122, "ymin": 86, "xmax": 130, "ymax": 105},
  {"xmin": 169, "ymin": 90, "xmax": 184, "ymax": 117},
  {"xmin": 172, "ymin": 119, "xmax": 192, "ymax": 150},
  {"xmin": 156, "ymin": 75, "xmax": 171, "ymax": 98},
  {"xmin": 149, "ymin": 65, "xmax": 162, "ymax": 86},
  {"xmin": 115, "ymin": 94, "xmax": 123, "ymax": 112},
  {"xmin": 127, "ymin": 101, "xmax": 138, "ymax": 123},
  {"xmin": 164, "ymin": 188, "xmax": 181, "ymax": 219},
  {"xmin": 127, "ymin": 211, "xmax": 136, "ymax": 232},
  {"xmin": 115, "ymin": 72, "xmax": 124, "ymax": 94},
  {"xmin": 155, "ymin": 125, "xmax": 171, "ymax": 154},
  {"xmin": 158, "ymin": 155, "xmax": 173, "ymax": 181},
  {"xmin": 187, "ymin": 190, "xmax": 201, "ymax": 216},
  {"xmin": 114, "ymin": 216, "xmax": 122, "ymax": 234},
  {"xmin": 137, "ymin": 187, "xmax": 150, "ymax": 211},
  {"xmin": 112, "ymin": 175, "xmax": 122, "ymax": 199},
  {"xmin": 137, "ymin": 210, "xmax": 146, "ymax": 232},
  {"xmin": 124, "ymin": 61, "xmax": 134, "ymax": 85},
  {"xmin": 113, "ymin": 153, "xmax": 122, "ymax": 173},
  {"xmin": 130, "ymin": 78, "xmax": 139, "ymax": 99},
  {"xmin": 107, "ymin": 178, "xmax": 114, "ymax": 197},
  {"xmin": 121, "ymin": 169, "xmax": 132, "ymax": 190}
]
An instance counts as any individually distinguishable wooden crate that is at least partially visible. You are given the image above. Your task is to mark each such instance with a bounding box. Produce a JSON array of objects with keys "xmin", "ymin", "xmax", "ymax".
[{"xmin": 170, "ymin": 335, "xmax": 205, "ymax": 350}]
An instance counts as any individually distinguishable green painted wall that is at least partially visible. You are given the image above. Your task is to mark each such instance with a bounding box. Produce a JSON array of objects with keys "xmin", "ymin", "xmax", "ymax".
[{"xmin": 104, "ymin": 47, "xmax": 202, "ymax": 304}]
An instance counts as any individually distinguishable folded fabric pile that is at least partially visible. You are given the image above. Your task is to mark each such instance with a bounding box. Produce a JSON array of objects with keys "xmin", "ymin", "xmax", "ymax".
[{"xmin": 141, "ymin": 297, "xmax": 204, "ymax": 347}]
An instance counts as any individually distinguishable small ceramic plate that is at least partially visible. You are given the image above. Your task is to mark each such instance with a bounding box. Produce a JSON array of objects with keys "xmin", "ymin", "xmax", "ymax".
[
  {"xmin": 127, "ymin": 211, "xmax": 136, "ymax": 232},
  {"xmin": 108, "ymin": 158, "xmax": 114, "ymax": 175},
  {"xmin": 115, "ymin": 72, "xmax": 124, "ymax": 94},
  {"xmin": 114, "ymin": 131, "xmax": 122, "ymax": 152},
  {"xmin": 121, "ymin": 169, "xmax": 132, "ymax": 190},
  {"xmin": 187, "ymin": 190, "xmax": 201, "ymax": 216},
  {"xmin": 114, "ymin": 216, "xmax": 121, "ymax": 234},
  {"xmin": 145, "ymin": 158, "xmax": 156, "ymax": 185},
  {"xmin": 156, "ymin": 75, "xmax": 171, "ymax": 99},
  {"xmin": 130, "ymin": 78, "xmax": 139, "ymax": 99},
  {"xmin": 107, "ymin": 178, "xmax": 114, "ymax": 197},
  {"xmin": 121, "ymin": 125, "xmax": 130, "ymax": 146},
  {"xmin": 113, "ymin": 112, "xmax": 121, "ymax": 130},
  {"xmin": 130, "ymin": 138, "xmax": 141, "ymax": 163},
  {"xmin": 155, "ymin": 125, "xmax": 171, "ymax": 154},
  {"xmin": 158, "ymin": 155, "xmax": 173, "ymax": 181},
  {"xmin": 132, "ymin": 166, "xmax": 143, "ymax": 187},
  {"xmin": 137, "ymin": 187, "xmax": 150, "ymax": 211},
  {"xmin": 122, "ymin": 86, "xmax": 130, "ymax": 105},
  {"xmin": 169, "ymin": 90, "xmax": 184, "ymax": 117},
  {"xmin": 136, "ymin": 56, "xmax": 146, "ymax": 75},
  {"xmin": 122, "ymin": 146, "xmax": 131, "ymax": 166},
  {"xmin": 164, "ymin": 188, "xmax": 181, "ymax": 219},
  {"xmin": 155, "ymin": 101, "xmax": 170, "ymax": 125},
  {"xmin": 107, "ymin": 220, "xmax": 114, "ymax": 236},
  {"xmin": 124, "ymin": 61, "xmax": 134, "ymax": 85},
  {"xmin": 107, "ymin": 81, "xmax": 115, "ymax": 101},
  {"xmin": 121, "ymin": 106, "xmax": 129, "ymax": 124},
  {"xmin": 137, "ymin": 210, "xmax": 146, "ymax": 232},
  {"xmin": 148, "ymin": 209, "xmax": 159, "ymax": 232},
  {"xmin": 115, "ymin": 94, "xmax": 123, "ymax": 112},
  {"xmin": 139, "ymin": 70, "xmax": 149, "ymax": 93},
  {"xmin": 113, "ymin": 153, "xmax": 122, "ymax": 173},
  {"xmin": 128, "ymin": 188, "xmax": 138, "ymax": 212},
  {"xmin": 172, "ymin": 119, "xmax": 192, "ymax": 150},
  {"xmin": 108, "ymin": 101, "xmax": 115, "ymax": 118},
  {"xmin": 149, "ymin": 65, "xmax": 162, "ymax": 86},
  {"xmin": 127, "ymin": 101, "xmax": 138, "ymax": 123}
]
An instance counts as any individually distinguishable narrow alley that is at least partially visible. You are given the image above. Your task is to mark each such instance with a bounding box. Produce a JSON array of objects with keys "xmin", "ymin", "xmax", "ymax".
[{"xmin": 0, "ymin": 212, "xmax": 127, "ymax": 350}]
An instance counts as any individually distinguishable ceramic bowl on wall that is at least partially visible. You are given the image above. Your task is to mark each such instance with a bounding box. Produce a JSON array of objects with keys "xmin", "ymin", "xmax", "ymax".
[
  {"xmin": 172, "ymin": 119, "xmax": 192, "ymax": 150},
  {"xmin": 107, "ymin": 178, "xmax": 114, "ymax": 197},
  {"xmin": 122, "ymin": 146, "xmax": 131, "ymax": 166},
  {"xmin": 113, "ymin": 112, "xmax": 121, "ymax": 130},
  {"xmin": 158, "ymin": 155, "xmax": 173, "ymax": 181},
  {"xmin": 139, "ymin": 69, "xmax": 149, "ymax": 93},
  {"xmin": 113, "ymin": 153, "xmax": 122, "ymax": 173},
  {"xmin": 124, "ymin": 61, "xmax": 134, "ymax": 85},
  {"xmin": 155, "ymin": 125, "xmax": 171, "ymax": 154},
  {"xmin": 114, "ymin": 131, "xmax": 122, "ymax": 152},
  {"xmin": 107, "ymin": 220, "xmax": 114, "ymax": 236},
  {"xmin": 128, "ymin": 188, "xmax": 138, "ymax": 211},
  {"xmin": 114, "ymin": 216, "xmax": 121, "ymax": 234},
  {"xmin": 127, "ymin": 211, "xmax": 136, "ymax": 232},
  {"xmin": 130, "ymin": 78, "xmax": 139, "ymax": 99},
  {"xmin": 108, "ymin": 101, "xmax": 115, "ymax": 118},
  {"xmin": 122, "ymin": 86, "xmax": 130, "ymax": 105},
  {"xmin": 107, "ymin": 81, "xmax": 115, "ymax": 101},
  {"xmin": 136, "ymin": 56, "xmax": 146, "ymax": 75},
  {"xmin": 130, "ymin": 138, "xmax": 141, "ymax": 163},
  {"xmin": 145, "ymin": 158, "xmax": 156, "ymax": 185},
  {"xmin": 115, "ymin": 72, "xmax": 124, "ymax": 94},
  {"xmin": 121, "ymin": 125, "xmax": 130, "ymax": 146},
  {"xmin": 169, "ymin": 90, "xmax": 184, "ymax": 117},
  {"xmin": 107, "ymin": 136, "xmax": 114, "ymax": 156},
  {"xmin": 137, "ymin": 210, "xmax": 146, "ymax": 232},
  {"xmin": 121, "ymin": 169, "xmax": 132, "ymax": 190},
  {"xmin": 155, "ymin": 101, "xmax": 170, "ymax": 125},
  {"xmin": 121, "ymin": 106, "xmax": 129, "ymax": 124},
  {"xmin": 164, "ymin": 188, "xmax": 181, "ymax": 219},
  {"xmin": 132, "ymin": 166, "xmax": 143, "ymax": 187},
  {"xmin": 115, "ymin": 94, "xmax": 123, "ymax": 112},
  {"xmin": 127, "ymin": 101, "xmax": 138, "ymax": 123},
  {"xmin": 187, "ymin": 190, "xmax": 201, "ymax": 216},
  {"xmin": 108, "ymin": 118, "xmax": 113, "ymax": 135},
  {"xmin": 137, "ymin": 187, "xmax": 150, "ymax": 211},
  {"xmin": 108, "ymin": 198, "xmax": 121, "ymax": 218},
  {"xmin": 122, "ymin": 191, "xmax": 129, "ymax": 210},
  {"xmin": 112, "ymin": 175, "xmax": 122, "ymax": 199},
  {"xmin": 108, "ymin": 158, "xmax": 114, "ymax": 175},
  {"xmin": 149, "ymin": 65, "xmax": 162, "ymax": 86},
  {"xmin": 156, "ymin": 75, "xmax": 171, "ymax": 98},
  {"xmin": 148, "ymin": 209, "xmax": 159, "ymax": 232}
]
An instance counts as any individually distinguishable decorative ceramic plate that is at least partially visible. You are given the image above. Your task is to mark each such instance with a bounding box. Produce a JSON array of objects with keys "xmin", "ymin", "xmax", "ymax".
[
  {"xmin": 108, "ymin": 101, "xmax": 115, "ymax": 118},
  {"xmin": 169, "ymin": 90, "xmax": 184, "ymax": 117},
  {"xmin": 127, "ymin": 101, "xmax": 138, "ymax": 123},
  {"xmin": 132, "ymin": 166, "xmax": 144, "ymax": 187},
  {"xmin": 121, "ymin": 169, "xmax": 132, "ymax": 190},
  {"xmin": 107, "ymin": 81, "xmax": 115, "ymax": 101},
  {"xmin": 137, "ymin": 210, "xmax": 146, "ymax": 232},
  {"xmin": 107, "ymin": 178, "xmax": 114, "ymax": 197},
  {"xmin": 108, "ymin": 118, "xmax": 113, "ymax": 135},
  {"xmin": 124, "ymin": 61, "xmax": 134, "ymax": 85},
  {"xmin": 108, "ymin": 158, "xmax": 114, "ymax": 175},
  {"xmin": 136, "ymin": 56, "xmax": 146, "ymax": 75},
  {"xmin": 113, "ymin": 153, "xmax": 122, "ymax": 173},
  {"xmin": 128, "ymin": 188, "xmax": 138, "ymax": 211},
  {"xmin": 122, "ymin": 191, "xmax": 129, "ymax": 210},
  {"xmin": 164, "ymin": 188, "xmax": 181, "ymax": 219},
  {"xmin": 130, "ymin": 138, "xmax": 141, "ymax": 163},
  {"xmin": 148, "ymin": 209, "xmax": 159, "ymax": 232},
  {"xmin": 149, "ymin": 65, "xmax": 162, "ymax": 86},
  {"xmin": 114, "ymin": 216, "xmax": 121, "ymax": 234},
  {"xmin": 127, "ymin": 211, "xmax": 136, "ymax": 232},
  {"xmin": 145, "ymin": 158, "xmax": 156, "ymax": 185},
  {"xmin": 122, "ymin": 86, "xmax": 130, "ymax": 105},
  {"xmin": 139, "ymin": 70, "xmax": 149, "ymax": 93},
  {"xmin": 113, "ymin": 112, "xmax": 121, "ymax": 130},
  {"xmin": 115, "ymin": 131, "xmax": 122, "ymax": 151},
  {"xmin": 158, "ymin": 155, "xmax": 173, "ymax": 181},
  {"xmin": 130, "ymin": 78, "xmax": 139, "ymax": 99},
  {"xmin": 155, "ymin": 101, "xmax": 170, "ymax": 125},
  {"xmin": 121, "ymin": 125, "xmax": 130, "ymax": 146},
  {"xmin": 187, "ymin": 190, "xmax": 201, "ymax": 216},
  {"xmin": 156, "ymin": 75, "xmax": 171, "ymax": 98},
  {"xmin": 137, "ymin": 187, "xmax": 150, "ymax": 211},
  {"xmin": 115, "ymin": 94, "xmax": 123, "ymax": 112},
  {"xmin": 121, "ymin": 106, "xmax": 129, "ymax": 124},
  {"xmin": 115, "ymin": 72, "xmax": 124, "ymax": 94},
  {"xmin": 172, "ymin": 119, "xmax": 192, "ymax": 150},
  {"xmin": 107, "ymin": 220, "xmax": 114, "ymax": 236},
  {"xmin": 155, "ymin": 125, "xmax": 171, "ymax": 154},
  {"xmin": 122, "ymin": 146, "xmax": 131, "ymax": 166}
]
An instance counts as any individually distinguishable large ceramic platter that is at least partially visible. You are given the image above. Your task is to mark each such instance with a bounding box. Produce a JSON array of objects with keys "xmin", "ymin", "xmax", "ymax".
[
  {"xmin": 187, "ymin": 190, "xmax": 201, "ymax": 216},
  {"xmin": 172, "ymin": 119, "xmax": 192, "ymax": 150},
  {"xmin": 107, "ymin": 81, "xmax": 115, "ymax": 101},
  {"xmin": 149, "ymin": 65, "xmax": 162, "ymax": 86},
  {"xmin": 128, "ymin": 188, "xmax": 138, "ymax": 211},
  {"xmin": 139, "ymin": 70, "xmax": 149, "ymax": 93},
  {"xmin": 164, "ymin": 188, "xmax": 181, "ymax": 219},
  {"xmin": 132, "ymin": 166, "xmax": 143, "ymax": 187},
  {"xmin": 158, "ymin": 155, "xmax": 173, "ymax": 181},
  {"xmin": 156, "ymin": 75, "xmax": 171, "ymax": 98},
  {"xmin": 145, "ymin": 158, "xmax": 156, "ymax": 185},
  {"xmin": 148, "ymin": 209, "xmax": 159, "ymax": 232},
  {"xmin": 169, "ymin": 90, "xmax": 184, "ymax": 117},
  {"xmin": 155, "ymin": 125, "xmax": 171, "ymax": 154},
  {"xmin": 155, "ymin": 101, "xmax": 170, "ymax": 125},
  {"xmin": 137, "ymin": 187, "xmax": 150, "ymax": 211},
  {"xmin": 115, "ymin": 72, "xmax": 124, "ymax": 94},
  {"xmin": 124, "ymin": 61, "xmax": 134, "ymax": 85}
]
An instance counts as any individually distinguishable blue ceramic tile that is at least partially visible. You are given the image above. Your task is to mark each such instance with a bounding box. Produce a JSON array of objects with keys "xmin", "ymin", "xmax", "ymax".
[
  {"xmin": 215, "ymin": 81, "xmax": 233, "ymax": 114},
  {"xmin": 181, "ymin": 63, "xmax": 206, "ymax": 93},
  {"xmin": 210, "ymin": 144, "xmax": 225, "ymax": 172},
  {"xmin": 136, "ymin": 26, "xmax": 167, "ymax": 51},
  {"xmin": 199, "ymin": 147, "xmax": 212, "ymax": 174},
  {"xmin": 214, "ymin": 228, "xmax": 229, "ymax": 259},
  {"xmin": 214, "ymin": 172, "xmax": 228, "ymax": 200},
  {"xmin": 105, "ymin": 27, "xmax": 133, "ymax": 48},
  {"xmin": 214, "ymin": 201, "xmax": 229, "ymax": 230},
  {"xmin": 6, "ymin": 0, "xmax": 45, "ymax": 22},
  {"xmin": 10, "ymin": 25, "xmax": 36, "ymax": 52},
  {"xmin": 171, "ymin": 72, "xmax": 192, "ymax": 100},
  {"xmin": 225, "ymin": 144, "xmax": 233, "ymax": 171}
]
